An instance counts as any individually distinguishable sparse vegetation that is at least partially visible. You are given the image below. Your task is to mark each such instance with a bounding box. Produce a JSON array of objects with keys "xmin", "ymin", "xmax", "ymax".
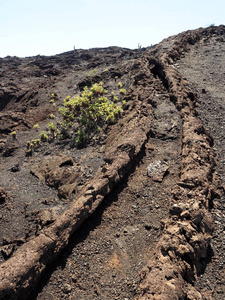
[
  {"xmin": 26, "ymin": 138, "xmax": 41, "ymax": 156},
  {"xmin": 58, "ymin": 82, "xmax": 125, "ymax": 146},
  {"xmin": 49, "ymin": 93, "xmax": 57, "ymax": 105},
  {"xmin": 75, "ymin": 129, "xmax": 89, "ymax": 147},
  {"xmin": 40, "ymin": 131, "xmax": 49, "ymax": 142},
  {"xmin": 48, "ymin": 122, "xmax": 56, "ymax": 139},
  {"xmin": 33, "ymin": 124, "xmax": 40, "ymax": 130},
  {"xmin": 86, "ymin": 68, "xmax": 97, "ymax": 82},
  {"xmin": 26, "ymin": 148, "xmax": 32, "ymax": 156},
  {"xmin": 26, "ymin": 81, "xmax": 127, "ymax": 149},
  {"xmin": 10, "ymin": 131, "xmax": 17, "ymax": 139},
  {"xmin": 119, "ymin": 88, "xmax": 126, "ymax": 95},
  {"xmin": 118, "ymin": 82, "xmax": 123, "ymax": 88}
]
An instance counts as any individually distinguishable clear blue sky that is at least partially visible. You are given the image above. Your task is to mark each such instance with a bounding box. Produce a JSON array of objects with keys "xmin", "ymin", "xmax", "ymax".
[{"xmin": 0, "ymin": 0, "xmax": 224, "ymax": 58}]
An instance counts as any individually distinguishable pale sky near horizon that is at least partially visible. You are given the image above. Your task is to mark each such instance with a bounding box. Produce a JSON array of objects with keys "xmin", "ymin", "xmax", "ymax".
[{"xmin": 0, "ymin": 0, "xmax": 224, "ymax": 58}]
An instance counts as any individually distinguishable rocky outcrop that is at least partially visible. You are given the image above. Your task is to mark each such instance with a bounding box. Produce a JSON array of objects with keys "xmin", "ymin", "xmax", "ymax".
[
  {"xmin": 136, "ymin": 27, "xmax": 225, "ymax": 300},
  {"xmin": 30, "ymin": 154, "xmax": 81, "ymax": 198}
]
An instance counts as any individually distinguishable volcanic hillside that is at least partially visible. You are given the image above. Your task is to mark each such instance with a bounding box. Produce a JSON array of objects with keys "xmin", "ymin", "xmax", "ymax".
[{"xmin": 0, "ymin": 25, "xmax": 225, "ymax": 300}]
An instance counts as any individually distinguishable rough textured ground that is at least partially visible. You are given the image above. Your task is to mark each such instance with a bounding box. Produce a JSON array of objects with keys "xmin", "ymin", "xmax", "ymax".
[
  {"xmin": 177, "ymin": 34, "xmax": 225, "ymax": 299},
  {"xmin": 0, "ymin": 26, "xmax": 225, "ymax": 300}
]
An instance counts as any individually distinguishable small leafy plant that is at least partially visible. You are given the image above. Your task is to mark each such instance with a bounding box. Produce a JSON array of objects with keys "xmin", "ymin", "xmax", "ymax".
[
  {"xmin": 10, "ymin": 131, "xmax": 17, "ymax": 140},
  {"xmin": 26, "ymin": 148, "xmax": 32, "ymax": 156},
  {"xmin": 75, "ymin": 129, "xmax": 89, "ymax": 147},
  {"xmin": 40, "ymin": 131, "xmax": 49, "ymax": 142},
  {"xmin": 27, "ymin": 81, "xmax": 127, "ymax": 150},
  {"xmin": 118, "ymin": 82, "xmax": 123, "ymax": 88},
  {"xmin": 33, "ymin": 124, "xmax": 40, "ymax": 130},
  {"xmin": 119, "ymin": 88, "xmax": 126, "ymax": 95},
  {"xmin": 47, "ymin": 122, "xmax": 57, "ymax": 139},
  {"xmin": 50, "ymin": 93, "xmax": 57, "ymax": 106},
  {"xmin": 26, "ymin": 139, "xmax": 41, "ymax": 156},
  {"xmin": 57, "ymin": 82, "xmax": 126, "ymax": 146}
]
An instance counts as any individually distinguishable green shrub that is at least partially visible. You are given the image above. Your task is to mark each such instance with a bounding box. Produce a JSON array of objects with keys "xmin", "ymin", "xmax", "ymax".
[
  {"xmin": 27, "ymin": 81, "xmax": 126, "ymax": 151},
  {"xmin": 75, "ymin": 129, "xmax": 89, "ymax": 147},
  {"xmin": 58, "ymin": 82, "xmax": 124, "ymax": 146},
  {"xmin": 26, "ymin": 138, "xmax": 41, "ymax": 155},
  {"xmin": 48, "ymin": 122, "xmax": 56, "ymax": 132},
  {"xmin": 47, "ymin": 122, "xmax": 56, "ymax": 139},
  {"xmin": 50, "ymin": 113, "xmax": 55, "ymax": 119},
  {"xmin": 118, "ymin": 82, "xmax": 123, "ymax": 88},
  {"xmin": 33, "ymin": 124, "xmax": 39, "ymax": 130},
  {"xmin": 119, "ymin": 88, "xmax": 126, "ymax": 95},
  {"xmin": 40, "ymin": 131, "xmax": 49, "ymax": 142},
  {"xmin": 26, "ymin": 148, "xmax": 32, "ymax": 156}
]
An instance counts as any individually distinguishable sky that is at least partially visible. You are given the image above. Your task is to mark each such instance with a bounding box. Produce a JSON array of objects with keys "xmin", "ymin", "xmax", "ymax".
[{"xmin": 0, "ymin": 0, "xmax": 224, "ymax": 58}]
